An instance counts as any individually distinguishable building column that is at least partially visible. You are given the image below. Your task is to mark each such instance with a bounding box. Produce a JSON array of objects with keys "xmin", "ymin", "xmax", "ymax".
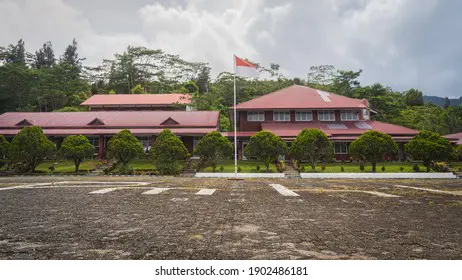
[
  {"xmin": 98, "ymin": 135, "xmax": 104, "ymax": 160},
  {"xmin": 398, "ymin": 143, "xmax": 404, "ymax": 161}
]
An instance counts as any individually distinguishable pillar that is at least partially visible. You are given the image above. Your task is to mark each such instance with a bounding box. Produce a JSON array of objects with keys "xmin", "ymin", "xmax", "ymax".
[{"xmin": 98, "ymin": 135, "xmax": 104, "ymax": 160}]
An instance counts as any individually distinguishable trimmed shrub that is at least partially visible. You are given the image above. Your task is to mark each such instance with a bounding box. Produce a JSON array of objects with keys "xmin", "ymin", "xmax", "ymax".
[
  {"xmin": 107, "ymin": 129, "xmax": 144, "ymax": 167},
  {"xmin": 59, "ymin": 135, "xmax": 94, "ymax": 173},
  {"xmin": 245, "ymin": 131, "xmax": 287, "ymax": 172},
  {"xmin": 381, "ymin": 166, "xmax": 386, "ymax": 172},
  {"xmin": 400, "ymin": 166, "xmax": 404, "ymax": 172},
  {"xmin": 194, "ymin": 131, "xmax": 232, "ymax": 172},
  {"xmin": 340, "ymin": 166, "xmax": 345, "ymax": 172},
  {"xmin": 413, "ymin": 164, "xmax": 420, "ymax": 172},
  {"xmin": 359, "ymin": 163, "xmax": 365, "ymax": 171},
  {"xmin": 150, "ymin": 129, "xmax": 189, "ymax": 175},
  {"xmin": 290, "ymin": 128, "xmax": 333, "ymax": 171}
]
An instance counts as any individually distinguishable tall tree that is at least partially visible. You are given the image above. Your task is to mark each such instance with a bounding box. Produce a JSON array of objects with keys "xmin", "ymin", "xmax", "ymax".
[
  {"xmin": 404, "ymin": 88, "xmax": 424, "ymax": 106},
  {"xmin": 330, "ymin": 69, "xmax": 362, "ymax": 97},
  {"xmin": 444, "ymin": 97, "xmax": 451, "ymax": 109},
  {"xmin": 34, "ymin": 41, "xmax": 56, "ymax": 69}
]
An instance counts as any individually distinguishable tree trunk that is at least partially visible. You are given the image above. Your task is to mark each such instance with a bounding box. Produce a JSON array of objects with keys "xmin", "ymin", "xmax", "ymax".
[
  {"xmin": 311, "ymin": 161, "xmax": 315, "ymax": 171},
  {"xmin": 265, "ymin": 163, "xmax": 270, "ymax": 172},
  {"xmin": 372, "ymin": 163, "xmax": 376, "ymax": 172},
  {"xmin": 74, "ymin": 159, "xmax": 80, "ymax": 173}
]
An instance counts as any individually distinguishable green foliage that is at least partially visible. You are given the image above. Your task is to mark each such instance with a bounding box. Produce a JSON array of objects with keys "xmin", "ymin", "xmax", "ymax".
[
  {"xmin": 108, "ymin": 89, "xmax": 116, "ymax": 94},
  {"xmin": 107, "ymin": 129, "xmax": 144, "ymax": 166},
  {"xmin": 404, "ymin": 88, "xmax": 424, "ymax": 106},
  {"xmin": 58, "ymin": 135, "xmax": 94, "ymax": 173},
  {"xmin": 245, "ymin": 131, "xmax": 287, "ymax": 172},
  {"xmin": 289, "ymin": 128, "xmax": 333, "ymax": 171},
  {"xmin": 0, "ymin": 135, "xmax": 10, "ymax": 159},
  {"xmin": 405, "ymin": 130, "xmax": 454, "ymax": 172},
  {"xmin": 149, "ymin": 129, "xmax": 189, "ymax": 175},
  {"xmin": 349, "ymin": 130, "xmax": 398, "ymax": 172},
  {"xmin": 194, "ymin": 131, "xmax": 232, "ymax": 172},
  {"xmin": 53, "ymin": 106, "xmax": 86, "ymax": 112},
  {"xmin": 9, "ymin": 126, "xmax": 56, "ymax": 172},
  {"xmin": 131, "ymin": 84, "xmax": 146, "ymax": 94}
]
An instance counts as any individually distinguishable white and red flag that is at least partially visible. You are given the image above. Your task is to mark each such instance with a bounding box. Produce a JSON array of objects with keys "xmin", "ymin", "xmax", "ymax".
[{"xmin": 234, "ymin": 55, "xmax": 258, "ymax": 78}]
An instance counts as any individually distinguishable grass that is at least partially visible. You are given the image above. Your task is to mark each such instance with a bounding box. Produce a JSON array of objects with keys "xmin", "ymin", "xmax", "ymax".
[
  {"xmin": 203, "ymin": 160, "xmax": 278, "ymax": 173},
  {"xmin": 35, "ymin": 159, "xmax": 156, "ymax": 174},
  {"xmin": 300, "ymin": 162, "xmax": 429, "ymax": 173}
]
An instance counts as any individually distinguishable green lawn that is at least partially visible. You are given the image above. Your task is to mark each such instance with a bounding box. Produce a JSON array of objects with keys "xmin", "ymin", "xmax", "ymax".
[
  {"xmin": 300, "ymin": 162, "xmax": 429, "ymax": 173},
  {"xmin": 35, "ymin": 159, "xmax": 156, "ymax": 174},
  {"xmin": 203, "ymin": 160, "xmax": 278, "ymax": 173}
]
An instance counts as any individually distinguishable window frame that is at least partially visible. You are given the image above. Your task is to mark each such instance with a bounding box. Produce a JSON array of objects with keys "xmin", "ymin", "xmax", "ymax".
[
  {"xmin": 273, "ymin": 111, "xmax": 291, "ymax": 122},
  {"xmin": 318, "ymin": 110, "xmax": 336, "ymax": 121},
  {"xmin": 295, "ymin": 110, "xmax": 313, "ymax": 122},
  {"xmin": 247, "ymin": 111, "xmax": 265, "ymax": 122},
  {"xmin": 363, "ymin": 109, "xmax": 370, "ymax": 120},
  {"xmin": 340, "ymin": 110, "xmax": 359, "ymax": 121},
  {"xmin": 334, "ymin": 142, "xmax": 349, "ymax": 154}
]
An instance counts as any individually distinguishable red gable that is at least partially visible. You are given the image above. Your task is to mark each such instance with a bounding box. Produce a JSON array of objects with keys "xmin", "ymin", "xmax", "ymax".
[{"xmin": 233, "ymin": 85, "xmax": 368, "ymax": 110}]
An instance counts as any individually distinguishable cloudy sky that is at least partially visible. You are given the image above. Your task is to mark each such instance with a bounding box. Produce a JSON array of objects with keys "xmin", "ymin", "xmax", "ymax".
[{"xmin": 1, "ymin": 0, "xmax": 461, "ymax": 97}]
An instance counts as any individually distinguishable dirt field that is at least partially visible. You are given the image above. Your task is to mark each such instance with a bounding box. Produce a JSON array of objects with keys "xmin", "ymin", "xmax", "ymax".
[{"xmin": 0, "ymin": 176, "xmax": 461, "ymax": 260}]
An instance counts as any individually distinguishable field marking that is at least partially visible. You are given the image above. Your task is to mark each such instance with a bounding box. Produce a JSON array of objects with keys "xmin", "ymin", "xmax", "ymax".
[
  {"xmin": 269, "ymin": 184, "xmax": 299, "ymax": 197},
  {"xmin": 196, "ymin": 189, "xmax": 216, "ymax": 195},
  {"xmin": 142, "ymin": 188, "xmax": 169, "ymax": 195},
  {"xmin": 394, "ymin": 185, "xmax": 462, "ymax": 196},
  {"xmin": 359, "ymin": 191, "xmax": 400, "ymax": 198},
  {"xmin": 89, "ymin": 188, "xmax": 119, "ymax": 194},
  {"xmin": 0, "ymin": 181, "xmax": 151, "ymax": 191},
  {"xmin": 171, "ymin": 198, "xmax": 189, "ymax": 202}
]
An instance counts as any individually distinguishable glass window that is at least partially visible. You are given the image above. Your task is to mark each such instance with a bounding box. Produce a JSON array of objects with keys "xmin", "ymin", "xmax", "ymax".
[
  {"xmin": 363, "ymin": 109, "xmax": 370, "ymax": 120},
  {"xmin": 295, "ymin": 111, "xmax": 312, "ymax": 121},
  {"xmin": 136, "ymin": 136, "xmax": 152, "ymax": 150},
  {"xmin": 87, "ymin": 136, "xmax": 100, "ymax": 156},
  {"xmin": 318, "ymin": 110, "xmax": 335, "ymax": 121},
  {"xmin": 247, "ymin": 112, "xmax": 265, "ymax": 122},
  {"xmin": 273, "ymin": 111, "xmax": 290, "ymax": 121},
  {"xmin": 334, "ymin": 142, "xmax": 349, "ymax": 154},
  {"xmin": 341, "ymin": 110, "xmax": 359, "ymax": 121}
]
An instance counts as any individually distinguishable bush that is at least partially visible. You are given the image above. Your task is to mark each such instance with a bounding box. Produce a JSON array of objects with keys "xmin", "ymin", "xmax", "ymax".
[
  {"xmin": 413, "ymin": 164, "xmax": 420, "ymax": 172},
  {"xmin": 300, "ymin": 166, "xmax": 306, "ymax": 172},
  {"xmin": 321, "ymin": 164, "xmax": 326, "ymax": 171},
  {"xmin": 107, "ymin": 129, "xmax": 144, "ymax": 166},
  {"xmin": 276, "ymin": 160, "xmax": 286, "ymax": 172},
  {"xmin": 245, "ymin": 131, "xmax": 287, "ymax": 172},
  {"xmin": 292, "ymin": 160, "xmax": 299, "ymax": 170},
  {"xmin": 237, "ymin": 166, "xmax": 242, "ymax": 173},
  {"xmin": 59, "ymin": 135, "xmax": 94, "ymax": 173},
  {"xmin": 290, "ymin": 128, "xmax": 333, "ymax": 171},
  {"xmin": 9, "ymin": 126, "xmax": 56, "ymax": 172},
  {"xmin": 430, "ymin": 161, "xmax": 449, "ymax": 172},
  {"xmin": 341, "ymin": 166, "xmax": 345, "ymax": 172},
  {"xmin": 400, "ymin": 166, "xmax": 404, "ymax": 172},
  {"xmin": 0, "ymin": 135, "xmax": 10, "ymax": 160},
  {"xmin": 256, "ymin": 165, "xmax": 260, "ymax": 172},
  {"xmin": 359, "ymin": 163, "xmax": 365, "ymax": 171},
  {"xmin": 150, "ymin": 129, "xmax": 188, "ymax": 175},
  {"xmin": 194, "ymin": 131, "xmax": 232, "ymax": 172},
  {"xmin": 219, "ymin": 166, "xmax": 224, "ymax": 172},
  {"xmin": 381, "ymin": 166, "xmax": 385, "ymax": 172}
]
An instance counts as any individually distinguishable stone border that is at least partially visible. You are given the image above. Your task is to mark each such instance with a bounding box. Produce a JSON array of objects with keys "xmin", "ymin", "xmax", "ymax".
[
  {"xmin": 195, "ymin": 173, "xmax": 285, "ymax": 178},
  {"xmin": 300, "ymin": 172, "xmax": 457, "ymax": 179}
]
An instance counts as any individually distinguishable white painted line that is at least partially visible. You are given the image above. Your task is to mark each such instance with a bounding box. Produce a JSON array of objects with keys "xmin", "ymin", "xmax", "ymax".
[
  {"xmin": 360, "ymin": 191, "xmax": 400, "ymax": 198},
  {"xmin": 269, "ymin": 184, "xmax": 299, "ymax": 197},
  {"xmin": 142, "ymin": 188, "xmax": 169, "ymax": 195},
  {"xmin": 196, "ymin": 189, "xmax": 216, "ymax": 195},
  {"xmin": 171, "ymin": 198, "xmax": 189, "ymax": 202},
  {"xmin": 89, "ymin": 188, "xmax": 119, "ymax": 194},
  {"xmin": 393, "ymin": 185, "xmax": 462, "ymax": 196}
]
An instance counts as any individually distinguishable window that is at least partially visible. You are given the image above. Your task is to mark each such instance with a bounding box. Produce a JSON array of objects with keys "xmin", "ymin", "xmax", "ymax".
[
  {"xmin": 334, "ymin": 142, "xmax": 349, "ymax": 154},
  {"xmin": 247, "ymin": 112, "xmax": 265, "ymax": 122},
  {"xmin": 136, "ymin": 136, "xmax": 152, "ymax": 150},
  {"xmin": 273, "ymin": 111, "xmax": 290, "ymax": 121},
  {"xmin": 341, "ymin": 110, "xmax": 359, "ymax": 121},
  {"xmin": 87, "ymin": 136, "xmax": 100, "ymax": 156},
  {"xmin": 318, "ymin": 110, "xmax": 335, "ymax": 121},
  {"xmin": 296, "ymin": 111, "xmax": 312, "ymax": 121},
  {"xmin": 363, "ymin": 109, "xmax": 370, "ymax": 120}
]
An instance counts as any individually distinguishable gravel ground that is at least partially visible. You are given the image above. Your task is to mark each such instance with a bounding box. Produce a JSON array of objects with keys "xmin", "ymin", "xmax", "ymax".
[{"xmin": 0, "ymin": 176, "xmax": 460, "ymax": 260}]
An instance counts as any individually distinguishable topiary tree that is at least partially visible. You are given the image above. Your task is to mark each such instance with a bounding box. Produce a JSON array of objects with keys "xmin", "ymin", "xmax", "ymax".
[
  {"xmin": 149, "ymin": 129, "xmax": 189, "ymax": 175},
  {"xmin": 9, "ymin": 126, "xmax": 56, "ymax": 172},
  {"xmin": 349, "ymin": 130, "xmax": 397, "ymax": 172},
  {"xmin": 194, "ymin": 131, "xmax": 232, "ymax": 172},
  {"xmin": 245, "ymin": 131, "xmax": 287, "ymax": 172},
  {"xmin": 59, "ymin": 135, "xmax": 95, "ymax": 173},
  {"xmin": 0, "ymin": 135, "xmax": 10, "ymax": 159},
  {"xmin": 289, "ymin": 128, "xmax": 333, "ymax": 171},
  {"xmin": 405, "ymin": 130, "xmax": 454, "ymax": 172},
  {"xmin": 107, "ymin": 129, "xmax": 144, "ymax": 167}
]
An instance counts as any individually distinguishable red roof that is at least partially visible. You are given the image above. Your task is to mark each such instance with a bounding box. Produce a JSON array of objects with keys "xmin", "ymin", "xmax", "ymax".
[
  {"xmin": 0, "ymin": 111, "xmax": 218, "ymax": 136},
  {"xmin": 81, "ymin": 94, "xmax": 191, "ymax": 106},
  {"xmin": 233, "ymin": 85, "xmax": 369, "ymax": 110},
  {"xmin": 222, "ymin": 120, "xmax": 418, "ymax": 140},
  {"xmin": 0, "ymin": 128, "xmax": 215, "ymax": 136},
  {"xmin": 444, "ymin": 132, "xmax": 462, "ymax": 144}
]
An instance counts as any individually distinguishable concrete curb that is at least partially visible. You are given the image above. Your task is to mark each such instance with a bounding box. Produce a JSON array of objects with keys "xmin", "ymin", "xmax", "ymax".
[
  {"xmin": 299, "ymin": 173, "xmax": 457, "ymax": 179},
  {"xmin": 195, "ymin": 173, "xmax": 285, "ymax": 178}
]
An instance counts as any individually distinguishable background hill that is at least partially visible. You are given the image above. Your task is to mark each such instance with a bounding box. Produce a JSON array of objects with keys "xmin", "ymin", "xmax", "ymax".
[{"xmin": 424, "ymin": 96, "xmax": 462, "ymax": 107}]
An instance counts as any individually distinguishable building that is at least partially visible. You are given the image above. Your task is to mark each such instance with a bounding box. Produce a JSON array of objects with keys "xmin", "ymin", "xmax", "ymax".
[
  {"xmin": 444, "ymin": 132, "xmax": 462, "ymax": 145},
  {"xmin": 225, "ymin": 85, "xmax": 419, "ymax": 161},
  {"xmin": 81, "ymin": 93, "xmax": 192, "ymax": 111},
  {"xmin": 0, "ymin": 110, "xmax": 219, "ymax": 159}
]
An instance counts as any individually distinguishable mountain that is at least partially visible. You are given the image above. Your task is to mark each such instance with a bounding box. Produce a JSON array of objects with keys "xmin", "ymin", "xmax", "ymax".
[{"xmin": 424, "ymin": 96, "xmax": 462, "ymax": 107}]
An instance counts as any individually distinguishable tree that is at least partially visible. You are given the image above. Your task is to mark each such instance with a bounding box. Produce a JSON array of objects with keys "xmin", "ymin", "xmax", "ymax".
[
  {"xmin": 9, "ymin": 126, "xmax": 56, "ymax": 172},
  {"xmin": 131, "ymin": 84, "xmax": 145, "ymax": 94},
  {"xmin": 194, "ymin": 131, "xmax": 232, "ymax": 172},
  {"xmin": 404, "ymin": 88, "xmax": 424, "ymax": 106},
  {"xmin": 149, "ymin": 129, "xmax": 189, "ymax": 175},
  {"xmin": 34, "ymin": 41, "xmax": 55, "ymax": 69},
  {"xmin": 245, "ymin": 131, "xmax": 287, "ymax": 172},
  {"xmin": 0, "ymin": 135, "xmax": 10, "ymax": 159},
  {"xmin": 289, "ymin": 129, "xmax": 333, "ymax": 171},
  {"xmin": 59, "ymin": 135, "xmax": 94, "ymax": 173},
  {"xmin": 349, "ymin": 130, "xmax": 397, "ymax": 172},
  {"xmin": 330, "ymin": 69, "xmax": 362, "ymax": 97},
  {"xmin": 444, "ymin": 97, "xmax": 451, "ymax": 109},
  {"xmin": 405, "ymin": 130, "xmax": 454, "ymax": 172},
  {"xmin": 107, "ymin": 129, "xmax": 144, "ymax": 166}
]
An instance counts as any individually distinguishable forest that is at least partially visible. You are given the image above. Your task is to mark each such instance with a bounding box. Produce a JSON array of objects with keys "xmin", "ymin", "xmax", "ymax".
[{"xmin": 1, "ymin": 39, "xmax": 461, "ymax": 135}]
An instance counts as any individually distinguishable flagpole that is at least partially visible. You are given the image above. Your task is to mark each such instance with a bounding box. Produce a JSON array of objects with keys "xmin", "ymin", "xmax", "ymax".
[{"xmin": 233, "ymin": 55, "xmax": 238, "ymax": 178}]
